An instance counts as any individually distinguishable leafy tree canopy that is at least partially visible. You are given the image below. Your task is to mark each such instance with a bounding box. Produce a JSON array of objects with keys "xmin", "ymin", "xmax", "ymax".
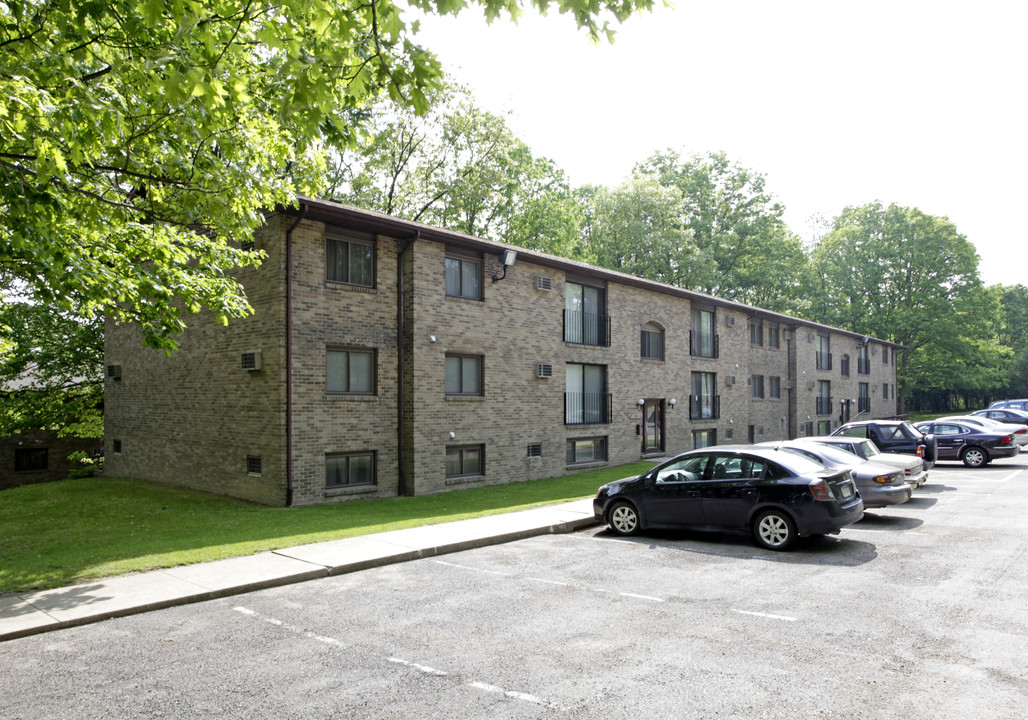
[
  {"xmin": 0, "ymin": 300, "xmax": 103, "ymax": 438},
  {"xmin": 1, "ymin": 0, "xmax": 654, "ymax": 353}
]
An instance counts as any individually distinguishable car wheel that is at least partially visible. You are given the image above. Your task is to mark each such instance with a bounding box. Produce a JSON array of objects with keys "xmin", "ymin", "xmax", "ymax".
[
  {"xmin": 608, "ymin": 501, "xmax": 641, "ymax": 536},
  {"xmin": 752, "ymin": 509, "xmax": 797, "ymax": 551},
  {"xmin": 924, "ymin": 434, "xmax": 938, "ymax": 464},
  {"xmin": 962, "ymin": 446, "xmax": 988, "ymax": 468}
]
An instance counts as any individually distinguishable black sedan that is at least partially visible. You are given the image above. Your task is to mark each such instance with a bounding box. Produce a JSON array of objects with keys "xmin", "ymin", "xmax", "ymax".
[
  {"xmin": 913, "ymin": 420, "xmax": 1019, "ymax": 467},
  {"xmin": 593, "ymin": 446, "xmax": 864, "ymax": 551}
]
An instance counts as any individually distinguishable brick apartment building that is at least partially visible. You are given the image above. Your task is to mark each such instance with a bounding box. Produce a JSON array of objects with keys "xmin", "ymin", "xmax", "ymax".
[{"xmin": 104, "ymin": 199, "xmax": 901, "ymax": 506}]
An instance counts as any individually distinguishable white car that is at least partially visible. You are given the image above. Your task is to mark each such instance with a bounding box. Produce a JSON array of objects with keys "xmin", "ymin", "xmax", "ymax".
[
  {"xmin": 798, "ymin": 437, "xmax": 928, "ymax": 488},
  {"xmin": 936, "ymin": 415, "xmax": 1028, "ymax": 448}
]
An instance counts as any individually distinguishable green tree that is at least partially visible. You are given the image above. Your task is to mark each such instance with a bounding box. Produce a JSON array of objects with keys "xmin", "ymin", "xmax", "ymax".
[
  {"xmin": 997, "ymin": 284, "xmax": 1028, "ymax": 397},
  {"xmin": 810, "ymin": 202, "xmax": 1003, "ymax": 411},
  {"xmin": 1, "ymin": 0, "xmax": 652, "ymax": 353},
  {"xmin": 633, "ymin": 150, "xmax": 807, "ymax": 312},
  {"xmin": 0, "ymin": 302, "xmax": 103, "ymax": 438},
  {"xmin": 581, "ymin": 176, "xmax": 697, "ymax": 283},
  {"xmin": 327, "ymin": 86, "xmax": 587, "ymax": 257}
]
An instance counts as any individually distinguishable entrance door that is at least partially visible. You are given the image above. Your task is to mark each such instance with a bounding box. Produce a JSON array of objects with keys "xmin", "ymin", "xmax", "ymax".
[{"xmin": 642, "ymin": 399, "xmax": 665, "ymax": 453}]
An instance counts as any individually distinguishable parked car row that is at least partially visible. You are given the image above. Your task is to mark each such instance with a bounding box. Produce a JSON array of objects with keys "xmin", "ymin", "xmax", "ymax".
[{"xmin": 594, "ymin": 413, "xmax": 1022, "ymax": 552}]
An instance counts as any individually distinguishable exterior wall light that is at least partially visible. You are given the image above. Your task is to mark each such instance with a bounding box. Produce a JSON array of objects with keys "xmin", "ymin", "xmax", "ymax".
[{"xmin": 492, "ymin": 250, "xmax": 517, "ymax": 282}]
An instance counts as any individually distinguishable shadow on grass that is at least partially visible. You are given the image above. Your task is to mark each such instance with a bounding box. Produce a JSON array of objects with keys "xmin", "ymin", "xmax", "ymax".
[{"xmin": 0, "ymin": 463, "xmax": 653, "ymax": 595}]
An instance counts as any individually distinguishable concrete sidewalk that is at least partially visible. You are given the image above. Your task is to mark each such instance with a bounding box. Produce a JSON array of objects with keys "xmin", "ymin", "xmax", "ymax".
[{"xmin": 0, "ymin": 499, "xmax": 599, "ymax": 643}]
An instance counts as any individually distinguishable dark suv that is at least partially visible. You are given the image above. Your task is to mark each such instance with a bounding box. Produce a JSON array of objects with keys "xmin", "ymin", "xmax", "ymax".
[{"xmin": 831, "ymin": 420, "xmax": 937, "ymax": 469}]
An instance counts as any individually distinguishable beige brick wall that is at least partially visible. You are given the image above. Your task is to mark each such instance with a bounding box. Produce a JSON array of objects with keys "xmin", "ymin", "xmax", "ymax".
[
  {"xmin": 104, "ymin": 217, "xmax": 288, "ymax": 505},
  {"xmin": 104, "ymin": 203, "xmax": 902, "ymax": 506}
]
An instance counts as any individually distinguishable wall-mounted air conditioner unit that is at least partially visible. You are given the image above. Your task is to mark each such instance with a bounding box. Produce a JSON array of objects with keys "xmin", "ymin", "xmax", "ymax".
[
  {"xmin": 725, "ymin": 316, "xmax": 737, "ymax": 327},
  {"xmin": 536, "ymin": 276, "xmax": 553, "ymax": 291},
  {"xmin": 784, "ymin": 380, "xmax": 793, "ymax": 389},
  {"xmin": 807, "ymin": 381, "xmax": 816, "ymax": 390},
  {"xmin": 535, "ymin": 363, "xmax": 553, "ymax": 378},
  {"xmin": 783, "ymin": 330, "xmax": 793, "ymax": 340},
  {"xmin": 241, "ymin": 350, "xmax": 262, "ymax": 371},
  {"xmin": 726, "ymin": 375, "xmax": 737, "ymax": 385},
  {"xmin": 808, "ymin": 333, "xmax": 816, "ymax": 343}
]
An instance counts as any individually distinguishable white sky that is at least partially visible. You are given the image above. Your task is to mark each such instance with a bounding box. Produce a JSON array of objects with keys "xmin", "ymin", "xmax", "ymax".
[{"xmin": 412, "ymin": 0, "xmax": 1026, "ymax": 287}]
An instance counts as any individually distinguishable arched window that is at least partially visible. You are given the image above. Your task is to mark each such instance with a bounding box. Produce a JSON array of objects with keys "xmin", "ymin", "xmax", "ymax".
[{"xmin": 640, "ymin": 322, "xmax": 665, "ymax": 361}]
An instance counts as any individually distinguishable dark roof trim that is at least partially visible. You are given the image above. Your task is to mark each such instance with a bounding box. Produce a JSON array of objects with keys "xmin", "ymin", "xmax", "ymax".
[{"xmin": 276, "ymin": 197, "xmax": 906, "ymax": 351}]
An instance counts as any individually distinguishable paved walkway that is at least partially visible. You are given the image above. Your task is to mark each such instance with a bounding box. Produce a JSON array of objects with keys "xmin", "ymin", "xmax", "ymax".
[{"xmin": 0, "ymin": 499, "xmax": 598, "ymax": 643}]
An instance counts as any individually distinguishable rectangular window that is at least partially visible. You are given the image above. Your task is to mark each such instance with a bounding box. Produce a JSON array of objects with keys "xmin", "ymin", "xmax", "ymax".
[
  {"xmin": 883, "ymin": 347, "xmax": 890, "ymax": 365},
  {"xmin": 692, "ymin": 429, "xmax": 716, "ymax": 449},
  {"xmin": 527, "ymin": 443, "xmax": 542, "ymax": 458},
  {"xmin": 749, "ymin": 320, "xmax": 763, "ymax": 346},
  {"xmin": 859, "ymin": 382, "xmax": 871, "ymax": 413},
  {"xmin": 14, "ymin": 448, "xmax": 47, "ymax": 472},
  {"xmin": 691, "ymin": 308, "xmax": 718, "ymax": 358},
  {"xmin": 567, "ymin": 437, "xmax": 607, "ymax": 465},
  {"xmin": 326, "ymin": 235, "xmax": 374, "ymax": 287},
  {"xmin": 246, "ymin": 456, "xmax": 262, "ymax": 476},
  {"xmin": 326, "ymin": 452, "xmax": 376, "ymax": 487},
  {"xmin": 769, "ymin": 376, "xmax": 781, "ymax": 399},
  {"xmin": 690, "ymin": 372, "xmax": 719, "ymax": 420},
  {"xmin": 840, "ymin": 355, "xmax": 850, "ymax": 377},
  {"xmin": 767, "ymin": 323, "xmax": 780, "ymax": 349},
  {"xmin": 565, "ymin": 363, "xmax": 609, "ymax": 425},
  {"xmin": 445, "ymin": 355, "xmax": 483, "ymax": 395},
  {"xmin": 803, "ymin": 422, "xmax": 814, "ymax": 436},
  {"xmin": 445, "ymin": 255, "xmax": 482, "ymax": 299},
  {"xmin": 816, "ymin": 380, "xmax": 832, "ymax": 415},
  {"xmin": 446, "ymin": 445, "xmax": 483, "ymax": 477},
  {"xmin": 817, "ymin": 420, "xmax": 832, "ymax": 436},
  {"xmin": 751, "ymin": 374, "xmax": 764, "ymax": 399},
  {"xmin": 565, "ymin": 282, "xmax": 608, "ymax": 346},
  {"xmin": 816, "ymin": 334, "xmax": 832, "ymax": 371},
  {"xmin": 747, "ymin": 425, "xmax": 756, "ymax": 444},
  {"xmin": 883, "ymin": 382, "xmax": 890, "ymax": 400},
  {"xmin": 640, "ymin": 325, "xmax": 664, "ymax": 360},
  {"xmin": 857, "ymin": 345, "xmax": 871, "ymax": 375},
  {"xmin": 327, "ymin": 349, "xmax": 375, "ymax": 394}
]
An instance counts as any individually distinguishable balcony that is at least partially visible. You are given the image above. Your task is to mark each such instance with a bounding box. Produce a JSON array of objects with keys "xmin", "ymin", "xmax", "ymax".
[
  {"xmin": 816, "ymin": 351, "xmax": 833, "ymax": 371},
  {"xmin": 857, "ymin": 358, "xmax": 871, "ymax": 375},
  {"xmin": 690, "ymin": 331, "xmax": 720, "ymax": 359},
  {"xmin": 565, "ymin": 392, "xmax": 612, "ymax": 425},
  {"xmin": 816, "ymin": 396, "xmax": 833, "ymax": 416},
  {"xmin": 564, "ymin": 310, "xmax": 610, "ymax": 347},
  {"xmin": 689, "ymin": 394, "xmax": 721, "ymax": 421},
  {"xmin": 858, "ymin": 396, "xmax": 871, "ymax": 413}
]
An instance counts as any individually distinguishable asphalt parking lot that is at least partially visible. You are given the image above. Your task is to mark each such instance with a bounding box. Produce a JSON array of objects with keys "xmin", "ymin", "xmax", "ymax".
[{"xmin": 2, "ymin": 459, "xmax": 1027, "ymax": 719}]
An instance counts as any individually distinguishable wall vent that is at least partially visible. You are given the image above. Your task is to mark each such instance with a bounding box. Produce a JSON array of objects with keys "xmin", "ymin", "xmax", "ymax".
[
  {"xmin": 726, "ymin": 375, "xmax": 737, "ymax": 386},
  {"xmin": 106, "ymin": 364, "xmax": 122, "ymax": 380},
  {"xmin": 241, "ymin": 350, "xmax": 262, "ymax": 371},
  {"xmin": 808, "ymin": 381, "xmax": 816, "ymax": 390},
  {"xmin": 725, "ymin": 315, "xmax": 737, "ymax": 327},
  {"xmin": 535, "ymin": 362, "xmax": 553, "ymax": 378},
  {"xmin": 784, "ymin": 380, "xmax": 793, "ymax": 389},
  {"xmin": 808, "ymin": 332, "xmax": 816, "ymax": 343},
  {"xmin": 536, "ymin": 276, "xmax": 553, "ymax": 291}
]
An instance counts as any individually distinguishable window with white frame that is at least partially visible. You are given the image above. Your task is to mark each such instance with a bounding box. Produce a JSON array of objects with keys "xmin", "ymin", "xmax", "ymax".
[
  {"xmin": 767, "ymin": 323, "xmax": 780, "ymax": 349},
  {"xmin": 640, "ymin": 322, "xmax": 664, "ymax": 360},
  {"xmin": 749, "ymin": 319, "xmax": 763, "ymax": 346}
]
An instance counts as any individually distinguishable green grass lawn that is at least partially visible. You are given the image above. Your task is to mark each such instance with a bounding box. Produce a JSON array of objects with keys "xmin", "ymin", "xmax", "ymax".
[{"xmin": 0, "ymin": 463, "xmax": 653, "ymax": 595}]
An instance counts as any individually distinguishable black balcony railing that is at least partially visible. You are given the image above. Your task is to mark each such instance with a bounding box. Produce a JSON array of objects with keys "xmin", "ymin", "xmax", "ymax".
[
  {"xmin": 690, "ymin": 331, "xmax": 720, "ymax": 358},
  {"xmin": 816, "ymin": 351, "xmax": 833, "ymax": 371},
  {"xmin": 564, "ymin": 392, "xmax": 612, "ymax": 425},
  {"xmin": 689, "ymin": 394, "xmax": 721, "ymax": 421},
  {"xmin": 857, "ymin": 358, "xmax": 871, "ymax": 375},
  {"xmin": 816, "ymin": 396, "xmax": 833, "ymax": 415},
  {"xmin": 564, "ymin": 310, "xmax": 610, "ymax": 347},
  {"xmin": 858, "ymin": 396, "xmax": 871, "ymax": 413}
]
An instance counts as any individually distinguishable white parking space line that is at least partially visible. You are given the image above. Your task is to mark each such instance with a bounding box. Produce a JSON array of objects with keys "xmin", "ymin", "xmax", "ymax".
[
  {"xmin": 388, "ymin": 657, "xmax": 448, "ymax": 676},
  {"xmin": 733, "ymin": 609, "xmax": 797, "ymax": 622},
  {"xmin": 432, "ymin": 560, "xmax": 511, "ymax": 576},
  {"xmin": 232, "ymin": 606, "xmax": 345, "ymax": 647},
  {"xmin": 469, "ymin": 682, "xmax": 552, "ymax": 707}
]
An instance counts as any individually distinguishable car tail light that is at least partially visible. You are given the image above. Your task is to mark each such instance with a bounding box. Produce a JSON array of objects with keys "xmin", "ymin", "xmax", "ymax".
[
  {"xmin": 1001, "ymin": 435, "xmax": 1013, "ymax": 445},
  {"xmin": 916, "ymin": 445, "xmax": 925, "ymax": 458},
  {"xmin": 809, "ymin": 479, "xmax": 833, "ymax": 501}
]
